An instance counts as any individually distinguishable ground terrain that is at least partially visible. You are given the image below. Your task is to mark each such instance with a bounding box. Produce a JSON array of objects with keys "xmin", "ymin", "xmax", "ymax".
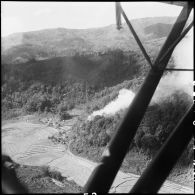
[{"xmin": 2, "ymin": 112, "xmax": 193, "ymax": 193}]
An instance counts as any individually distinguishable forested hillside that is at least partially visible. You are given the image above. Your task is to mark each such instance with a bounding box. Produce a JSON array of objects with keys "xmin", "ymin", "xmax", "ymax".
[
  {"xmin": 1, "ymin": 49, "xmax": 150, "ymax": 119},
  {"xmin": 1, "ymin": 16, "xmax": 193, "ymax": 188},
  {"xmin": 2, "ymin": 17, "xmax": 176, "ymax": 64}
]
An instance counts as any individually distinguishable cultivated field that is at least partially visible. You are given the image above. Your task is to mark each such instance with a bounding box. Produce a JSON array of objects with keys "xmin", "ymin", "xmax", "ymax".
[{"xmin": 2, "ymin": 115, "xmax": 193, "ymax": 193}]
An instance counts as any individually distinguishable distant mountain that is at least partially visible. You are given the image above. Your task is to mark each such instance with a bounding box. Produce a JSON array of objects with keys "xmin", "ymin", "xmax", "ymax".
[
  {"xmin": 2, "ymin": 50, "xmax": 146, "ymax": 89},
  {"xmin": 2, "ymin": 17, "xmax": 177, "ymax": 64},
  {"xmin": 144, "ymin": 23, "xmax": 172, "ymax": 38}
]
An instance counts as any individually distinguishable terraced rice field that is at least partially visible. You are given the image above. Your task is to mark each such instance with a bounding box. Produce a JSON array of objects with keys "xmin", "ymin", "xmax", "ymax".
[
  {"xmin": 2, "ymin": 121, "xmax": 66, "ymax": 166},
  {"xmin": 2, "ymin": 116, "xmax": 194, "ymax": 193}
]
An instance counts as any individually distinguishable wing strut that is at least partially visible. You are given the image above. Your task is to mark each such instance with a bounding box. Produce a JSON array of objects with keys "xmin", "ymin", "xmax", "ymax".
[{"xmin": 83, "ymin": 2, "xmax": 192, "ymax": 193}]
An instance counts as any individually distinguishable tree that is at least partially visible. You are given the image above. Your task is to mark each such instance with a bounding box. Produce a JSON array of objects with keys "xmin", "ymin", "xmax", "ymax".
[{"xmin": 141, "ymin": 134, "xmax": 159, "ymax": 155}]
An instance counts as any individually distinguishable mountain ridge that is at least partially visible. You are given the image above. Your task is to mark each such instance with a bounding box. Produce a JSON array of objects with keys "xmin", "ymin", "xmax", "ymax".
[
  {"xmin": 2, "ymin": 16, "xmax": 177, "ymax": 38},
  {"xmin": 2, "ymin": 16, "xmax": 177, "ymax": 64}
]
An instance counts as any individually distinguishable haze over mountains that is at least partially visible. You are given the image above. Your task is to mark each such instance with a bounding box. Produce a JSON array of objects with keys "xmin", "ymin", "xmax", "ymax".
[{"xmin": 2, "ymin": 17, "xmax": 176, "ymax": 64}]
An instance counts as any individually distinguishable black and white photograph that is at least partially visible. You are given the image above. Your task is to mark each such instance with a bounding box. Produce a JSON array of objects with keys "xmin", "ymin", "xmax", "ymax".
[{"xmin": 1, "ymin": 1, "xmax": 194, "ymax": 194}]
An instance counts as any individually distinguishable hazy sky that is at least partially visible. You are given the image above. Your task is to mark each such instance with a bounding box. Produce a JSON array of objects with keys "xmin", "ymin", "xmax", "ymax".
[{"xmin": 1, "ymin": 1, "xmax": 184, "ymax": 37}]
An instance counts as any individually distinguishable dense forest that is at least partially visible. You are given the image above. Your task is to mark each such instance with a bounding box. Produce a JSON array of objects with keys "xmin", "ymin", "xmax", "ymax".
[
  {"xmin": 70, "ymin": 91, "xmax": 192, "ymax": 163},
  {"xmin": 1, "ymin": 49, "xmax": 147, "ymax": 119}
]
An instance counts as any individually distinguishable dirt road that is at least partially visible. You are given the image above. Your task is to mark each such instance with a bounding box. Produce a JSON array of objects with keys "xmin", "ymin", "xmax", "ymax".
[{"xmin": 2, "ymin": 117, "xmax": 193, "ymax": 193}]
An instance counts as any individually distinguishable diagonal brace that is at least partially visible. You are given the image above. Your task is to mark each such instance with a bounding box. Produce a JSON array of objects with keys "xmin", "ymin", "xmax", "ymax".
[
  {"xmin": 118, "ymin": 3, "xmax": 154, "ymax": 69},
  {"xmin": 83, "ymin": 4, "xmax": 191, "ymax": 193}
]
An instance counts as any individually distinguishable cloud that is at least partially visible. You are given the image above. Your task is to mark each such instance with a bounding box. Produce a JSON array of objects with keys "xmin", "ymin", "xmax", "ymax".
[
  {"xmin": 34, "ymin": 8, "xmax": 52, "ymax": 16},
  {"xmin": 1, "ymin": 16, "xmax": 23, "ymax": 36}
]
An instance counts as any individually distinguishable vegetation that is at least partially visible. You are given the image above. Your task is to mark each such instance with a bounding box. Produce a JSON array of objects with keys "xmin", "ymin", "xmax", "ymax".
[
  {"xmin": 70, "ymin": 90, "xmax": 192, "ymax": 160},
  {"xmin": 2, "ymin": 50, "xmax": 148, "ymax": 120},
  {"xmin": 70, "ymin": 91, "xmax": 192, "ymax": 158},
  {"xmin": 14, "ymin": 165, "xmax": 82, "ymax": 193},
  {"xmin": 2, "ymin": 154, "xmax": 82, "ymax": 193},
  {"xmin": 67, "ymin": 90, "xmax": 193, "ymax": 187}
]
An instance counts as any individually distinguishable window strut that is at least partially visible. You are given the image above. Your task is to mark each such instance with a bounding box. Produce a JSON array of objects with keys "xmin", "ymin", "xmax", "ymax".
[
  {"xmin": 165, "ymin": 68, "xmax": 194, "ymax": 71},
  {"xmin": 116, "ymin": 2, "xmax": 122, "ymax": 30},
  {"xmin": 130, "ymin": 104, "xmax": 193, "ymax": 193},
  {"xmin": 118, "ymin": 3, "xmax": 154, "ymax": 69},
  {"xmin": 159, "ymin": 20, "xmax": 194, "ymax": 64},
  {"xmin": 83, "ymin": 4, "xmax": 191, "ymax": 193}
]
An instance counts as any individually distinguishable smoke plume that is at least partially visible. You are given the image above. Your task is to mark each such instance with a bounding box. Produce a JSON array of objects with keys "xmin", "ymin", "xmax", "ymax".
[
  {"xmin": 88, "ymin": 26, "xmax": 193, "ymax": 119},
  {"xmin": 152, "ymin": 27, "xmax": 193, "ymax": 103},
  {"xmin": 88, "ymin": 89, "xmax": 135, "ymax": 120}
]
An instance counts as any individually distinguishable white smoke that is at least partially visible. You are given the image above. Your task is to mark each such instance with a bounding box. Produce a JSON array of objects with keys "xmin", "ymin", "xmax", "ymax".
[
  {"xmin": 88, "ymin": 25, "xmax": 193, "ymax": 119},
  {"xmin": 88, "ymin": 88, "xmax": 135, "ymax": 120},
  {"xmin": 152, "ymin": 27, "xmax": 193, "ymax": 103}
]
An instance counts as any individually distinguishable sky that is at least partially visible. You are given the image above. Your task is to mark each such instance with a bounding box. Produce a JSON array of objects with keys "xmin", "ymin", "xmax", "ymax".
[{"xmin": 1, "ymin": 1, "xmax": 185, "ymax": 37}]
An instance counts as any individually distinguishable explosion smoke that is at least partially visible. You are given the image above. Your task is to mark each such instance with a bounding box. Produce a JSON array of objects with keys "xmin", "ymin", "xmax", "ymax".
[
  {"xmin": 88, "ymin": 26, "xmax": 193, "ymax": 119},
  {"xmin": 88, "ymin": 89, "xmax": 135, "ymax": 120},
  {"xmin": 152, "ymin": 27, "xmax": 193, "ymax": 103}
]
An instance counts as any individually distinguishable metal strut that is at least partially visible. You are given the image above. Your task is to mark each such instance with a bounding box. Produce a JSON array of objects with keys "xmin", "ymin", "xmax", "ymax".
[
  {"xmin": 83, "ymin": 3, "xmax": 192, "ymax": 193},
  {"xmin": 165, "ymin": 68, "xmax": 194, "ymax": 71},
  {"xmin": 160, "ymin": 20, "xmax": 194, "ymax": 66},
  {"xmin": 116, "ymin": 2, "xmax": 122, "ymax": 30},
  {"xmin": 130, "ymin": 104, "xmax": 193, "ymax": 193},
  {"xmin": 117, "ymin": 3, "xmax": 154, "ymax": 69}
]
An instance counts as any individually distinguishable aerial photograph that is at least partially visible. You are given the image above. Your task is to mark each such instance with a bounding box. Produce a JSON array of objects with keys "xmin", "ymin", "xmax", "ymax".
[{"xmin": 1, "ymin": 1, "xmax": 194, "ymax": 194}]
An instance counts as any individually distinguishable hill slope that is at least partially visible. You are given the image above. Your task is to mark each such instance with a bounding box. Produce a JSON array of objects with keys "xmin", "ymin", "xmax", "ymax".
[
  {"xmin": 2, "ymin": 50, "xmax": 145, "ymax": 89},
  {"xmin": 2, "ymin": 17, "xmax": 176, "ymax": 64}
]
